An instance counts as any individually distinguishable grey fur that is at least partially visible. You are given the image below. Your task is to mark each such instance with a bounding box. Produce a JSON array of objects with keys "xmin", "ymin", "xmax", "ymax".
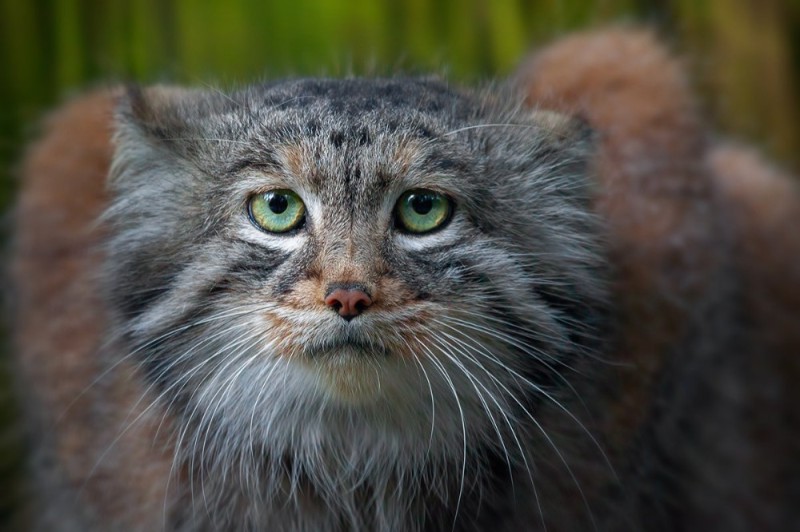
[{"xmin": 106, "ymin": 78, "xmax": 609, "ymax": 531}]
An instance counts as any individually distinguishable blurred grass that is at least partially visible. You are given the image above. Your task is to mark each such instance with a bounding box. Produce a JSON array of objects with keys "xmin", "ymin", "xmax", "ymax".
[{"xmin": 0, "ymin": 0, "xmax": 798, "ymax": 528}]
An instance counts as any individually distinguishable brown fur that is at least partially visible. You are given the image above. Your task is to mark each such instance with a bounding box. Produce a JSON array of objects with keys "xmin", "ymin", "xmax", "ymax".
[
  {"xmin": 11, "ymin": 29, "xmax": 800, "ymax": 530},
  {"xmin": 12, "ymin": 91, "xmax": 178, "ymax": 529},
  {"xmin": 516, "ymin": 29, "xmax": 799, "ymax": 529},
  {"xmin": 517, "ymin": 28, "xmax": 722, "ymax": 442}
]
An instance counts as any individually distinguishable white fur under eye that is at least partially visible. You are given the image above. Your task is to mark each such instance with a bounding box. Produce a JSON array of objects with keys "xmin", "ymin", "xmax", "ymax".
[{"xmin": 393, "ymin": 214, "xmax": 465, "ymax": 251}]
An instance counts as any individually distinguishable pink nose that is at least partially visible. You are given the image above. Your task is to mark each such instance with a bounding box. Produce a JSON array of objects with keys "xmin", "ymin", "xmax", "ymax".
[{"xmin": 324, "ymin": 287, "xmax": 373, "ymax": 321}]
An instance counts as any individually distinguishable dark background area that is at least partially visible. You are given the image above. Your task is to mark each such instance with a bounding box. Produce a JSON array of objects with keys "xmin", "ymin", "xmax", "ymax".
[{"xmin": 1, "ymin": 0, "xmax": 798, "ymax": 528}]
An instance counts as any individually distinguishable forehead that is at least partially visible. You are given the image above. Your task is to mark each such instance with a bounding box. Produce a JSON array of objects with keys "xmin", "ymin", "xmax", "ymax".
[
  {"xmin": 230, "ymin": 79, "xmax": 481, "ymax": 200},
  {"xmin": 248, "ymin": 78, "xmax": 473, "ymax": 121}
]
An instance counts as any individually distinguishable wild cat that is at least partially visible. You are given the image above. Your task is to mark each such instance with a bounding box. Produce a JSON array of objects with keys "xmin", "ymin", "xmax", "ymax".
[{"xmin": 10, "ymin": 29, "xmax": 800, "ymax": 531}]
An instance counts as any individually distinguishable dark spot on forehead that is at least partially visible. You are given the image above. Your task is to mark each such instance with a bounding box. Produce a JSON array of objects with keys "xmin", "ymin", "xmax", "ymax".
[
  {"xmin": 330, "ymin": 131, "xmax": 345, "ymax": 148},
  {"xmin": 424, "ymin": 100, "xmax": 443, "ymax": 113},
  {"xmin": 374, "ymin": 169, "xmax": 394, "ymax": 190},
  {"xmin": 329, "ymin": 99, "xmax": 345, "ymax": 114},
  {"xmin": 347, "ymin": 165, "xmax": 361, "ymax": 182},
  {"xmin": 415, "ymin": 125, "xmax": 435, "ymax": 139},
  {"xmin": 326, "ymin": 126, "xmax": 374, "ymax": 149},
  {"xmin": 253, "ymin": 78, "xmax": 469, "ymax": 117},
  {"xmin": 358, "ymin": 127, "xmax": 371, "ymax": 146},
  {"xmin": 362, "ymin": 96, "xmax": 379, "ymax": 111},
  {"xmin": 305, "ymin": 120, "xmax": 320, "ymax": 136}
]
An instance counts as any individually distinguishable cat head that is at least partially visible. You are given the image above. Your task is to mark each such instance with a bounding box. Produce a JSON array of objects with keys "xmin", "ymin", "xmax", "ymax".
[{"xmin": 106, "ymin": 77, "xmax": 606, "ymax": 473}]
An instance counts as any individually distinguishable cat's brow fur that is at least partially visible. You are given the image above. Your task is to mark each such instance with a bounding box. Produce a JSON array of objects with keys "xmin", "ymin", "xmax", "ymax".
[{"xmin": 10, "ymin": 29, "xmax": 800, "ymax": 531}]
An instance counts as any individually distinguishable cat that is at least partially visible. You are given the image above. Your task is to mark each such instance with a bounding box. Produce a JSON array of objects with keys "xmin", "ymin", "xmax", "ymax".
[{"xmin": 10, "ymin": 28, "xmax": 799, "ymax": 531}]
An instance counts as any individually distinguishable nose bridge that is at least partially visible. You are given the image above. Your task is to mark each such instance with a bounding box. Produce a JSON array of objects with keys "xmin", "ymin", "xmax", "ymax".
[
  {"xmin": 318, "ymin": 232, "xmax": 376, "ymax": 290},
  {"xmin": 314, "ymin": 180, "xmax": 382, "ymax": 298}
]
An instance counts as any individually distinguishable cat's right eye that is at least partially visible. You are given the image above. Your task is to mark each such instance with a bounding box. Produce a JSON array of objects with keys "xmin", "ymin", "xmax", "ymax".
[{"xmin": 248, "ymin": 190, "xmax": 306, "ymax": 233}]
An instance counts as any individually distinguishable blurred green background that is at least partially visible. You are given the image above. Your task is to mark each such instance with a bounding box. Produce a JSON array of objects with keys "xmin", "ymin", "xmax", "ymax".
[{"xmin": 1, "ymin": 0, "xmax": 799, "ymax": 528}]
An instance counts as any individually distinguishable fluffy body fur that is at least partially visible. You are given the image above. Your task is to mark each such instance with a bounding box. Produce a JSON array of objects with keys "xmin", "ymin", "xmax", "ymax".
[{"xmin": 11, "ymin": 30, "xmax": 800, "ymax": 531}]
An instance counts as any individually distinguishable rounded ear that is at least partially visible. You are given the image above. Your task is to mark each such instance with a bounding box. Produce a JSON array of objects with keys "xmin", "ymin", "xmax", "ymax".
[
  {"xmin": 110, "ymin": 85, "xmax": 222, "ymax": 189},
  {"xmin": 122, "ymin": 85, "xmax": 193, "ymax": 132},
  {"xmin": 529, "ymin": 109, "xmax": 593, "ymax": 147},
  {"xmin": 111, "ymin": 84, "xmax": 240, "ymax": 184},
  {"xmin": 117, "ymin": 84, "xmax": 224, "ymax": 142}
]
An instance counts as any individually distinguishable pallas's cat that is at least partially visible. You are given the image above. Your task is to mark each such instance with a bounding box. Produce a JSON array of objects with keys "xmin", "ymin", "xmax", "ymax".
[{"xmin": 11, "ymin": 30, "xmax": 799, "ymax": 530}]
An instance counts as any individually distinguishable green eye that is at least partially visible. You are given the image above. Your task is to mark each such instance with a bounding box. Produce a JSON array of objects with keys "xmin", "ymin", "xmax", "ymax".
[
  {"xmin": 248, "ymin": 189, "xmax": 306, "ymax": 233},
  {"xmin": 394, "ymin": 189, "xmax": 453, "ymax": 234}
]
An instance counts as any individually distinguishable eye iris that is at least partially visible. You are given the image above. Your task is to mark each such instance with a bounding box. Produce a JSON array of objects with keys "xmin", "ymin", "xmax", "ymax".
[
  {"xmin": 396, "ymin": 189, "xmax": 451, "ymax": 233},
  {"xmin": 268, "ymin": 193, "xmax": 289, "ymax": 214},
  {"xmin": 249, "ymin": 189, "xmax": 305, "ymax": 233}
]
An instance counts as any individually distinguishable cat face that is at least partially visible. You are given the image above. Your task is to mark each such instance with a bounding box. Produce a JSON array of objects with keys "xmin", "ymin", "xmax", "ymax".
[{"xmin": 106, "ymin": 78, "xmax": 606, "ymax": 468}]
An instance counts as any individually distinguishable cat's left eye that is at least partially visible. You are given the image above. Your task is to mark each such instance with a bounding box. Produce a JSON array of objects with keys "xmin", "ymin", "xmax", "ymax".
[
  {"xmin": 394, "ymin": 189, "xmax": 453, "ymax": 234},
  {"xmin": 248, "ymin": 189, "xmax": 306, "ymax": 233}
]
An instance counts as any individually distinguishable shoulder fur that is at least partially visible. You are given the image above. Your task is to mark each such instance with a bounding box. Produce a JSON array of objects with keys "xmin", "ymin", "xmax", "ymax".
[
  {"xmin": 516, "ymin": 28, "xmax": 800, "ymax": 528},
  {"xmin": 12, "ymin": 89, "xmax": 176, "ymax": 530}
]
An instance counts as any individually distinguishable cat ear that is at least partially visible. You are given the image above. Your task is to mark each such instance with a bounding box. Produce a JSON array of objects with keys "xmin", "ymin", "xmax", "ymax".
[
  {"xmin": 525, "ymin": 108, "xmax": 596, "ymax": 181},
  {"xmin": 111, "ymin": 85, "xmax": 226, "ymax": 188},
  {"xmin": 529, "ymin": 109, "xmax": 593, "ymax": 148},
  {"xmin": 111, "ymin": 84, "xmax": 240, "ymax": 185},
  {"xmin": 116, "ymin": 84, "xmax": 215, "ymax": 144}
]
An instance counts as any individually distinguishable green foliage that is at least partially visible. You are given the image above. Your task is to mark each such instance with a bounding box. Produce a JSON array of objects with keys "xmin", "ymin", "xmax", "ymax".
[{"xmin": 1, "ymin": 0, "xmax": 799, "ymax": 171}]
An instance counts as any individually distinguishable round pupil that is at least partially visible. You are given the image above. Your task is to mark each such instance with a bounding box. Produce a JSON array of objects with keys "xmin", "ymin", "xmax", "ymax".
[
  {"xmin": 268, "ymin": 193, "xmax": 289, "ymax": 214},
  {"xmin": 410, "ymin": 194, "xmax": 434, "ymax": 215}
]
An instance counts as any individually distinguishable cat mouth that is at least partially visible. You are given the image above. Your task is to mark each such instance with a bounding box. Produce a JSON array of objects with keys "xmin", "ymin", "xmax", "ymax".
[{"xmin": 303, "ymin": 337, "xmax": 390, "ymax": 359}]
